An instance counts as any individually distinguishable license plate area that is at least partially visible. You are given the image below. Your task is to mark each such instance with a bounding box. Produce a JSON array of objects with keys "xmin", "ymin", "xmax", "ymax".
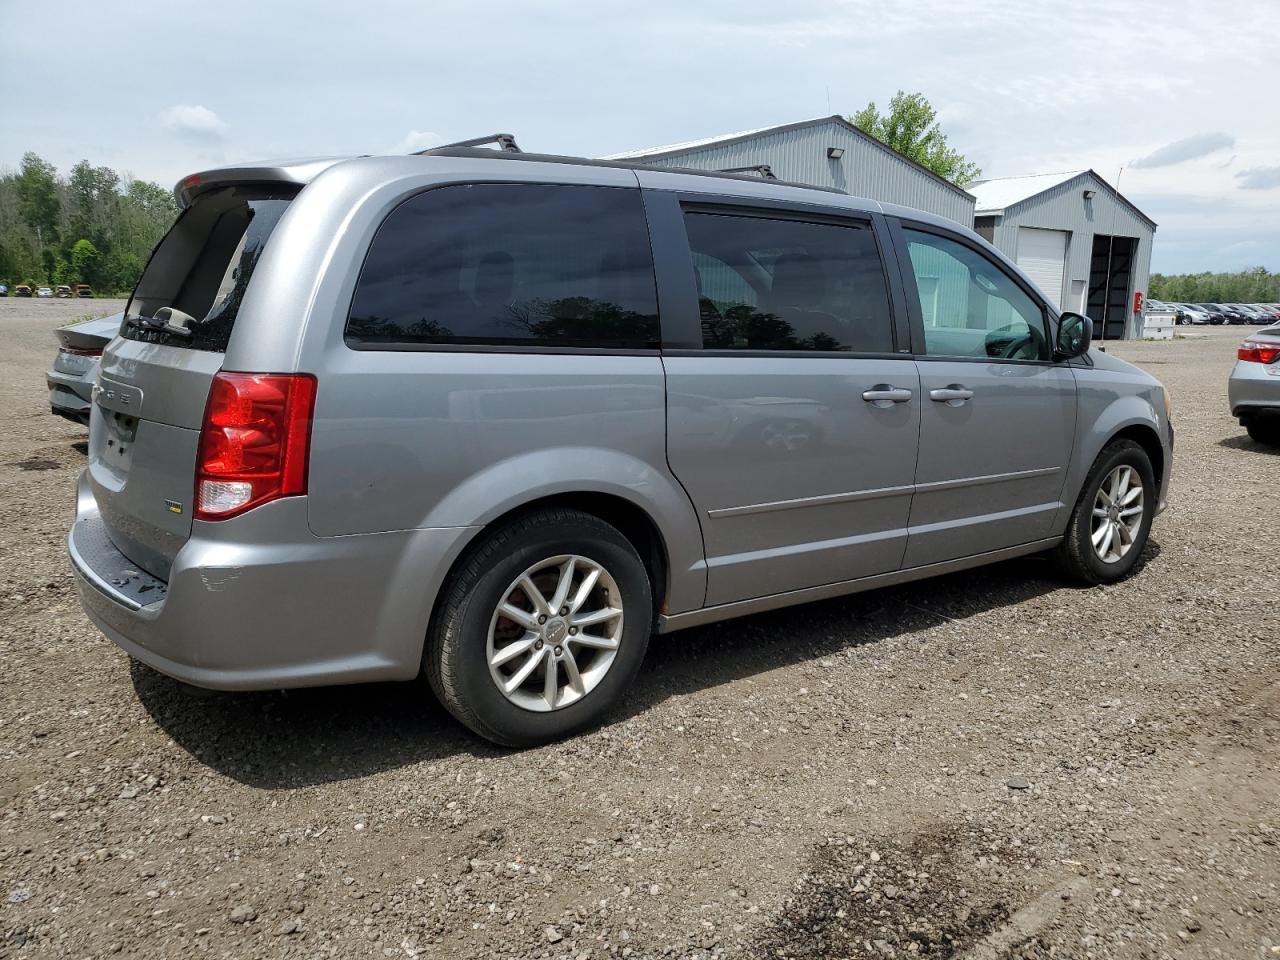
[{"xmin": 96, "ymin": 409, "xmax": 139, "ymax": 476}]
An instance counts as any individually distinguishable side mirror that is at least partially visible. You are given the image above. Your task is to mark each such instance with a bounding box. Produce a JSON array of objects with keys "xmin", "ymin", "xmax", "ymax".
[{"xmin": 1055, "ymin": 312, "xmax": 1093, "ymax": 359}]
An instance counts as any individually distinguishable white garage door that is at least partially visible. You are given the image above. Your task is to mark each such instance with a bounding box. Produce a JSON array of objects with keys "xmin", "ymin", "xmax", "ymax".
[{"xmin": 1016, "ymin": 227, "xmax": 1068, "ymax": 310}]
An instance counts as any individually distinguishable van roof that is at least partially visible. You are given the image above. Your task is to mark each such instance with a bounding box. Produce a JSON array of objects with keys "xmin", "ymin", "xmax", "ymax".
[
  {"xmin": 172, "ymin": 148, "xmax": 977, "ymax": 247},
  {"xmin": 173, "ymin": 148, "xmax": 845, "ymax": 207}
]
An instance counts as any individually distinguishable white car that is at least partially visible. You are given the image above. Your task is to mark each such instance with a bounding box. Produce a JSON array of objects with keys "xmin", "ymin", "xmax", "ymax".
[
  {"xmin": 1229, "ymin": 323, "xmax": 1280, "ymax": 444},
  {"xmin": 1175, "ymin": 303, "xmax": 1212, "ymax": 325},
  {"xmin": 36, "ymin": 286, "xmax": 53, "ymax": 298}
]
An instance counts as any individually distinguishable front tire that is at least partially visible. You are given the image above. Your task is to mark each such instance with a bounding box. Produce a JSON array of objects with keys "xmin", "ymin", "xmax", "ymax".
[
  {"xmin": 1054, "ymin": 439, "xmax": 1155, "ymax": 584},
  {"xmin": 426, "ymin": 508, "xmax": 652, "ymax": 747}
]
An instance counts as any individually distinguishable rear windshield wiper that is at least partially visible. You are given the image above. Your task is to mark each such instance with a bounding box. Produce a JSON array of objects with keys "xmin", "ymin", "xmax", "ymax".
[
  {"xmin": 123, "ymin": 314, "xmax": 166, "ymax": 333},
  {"xmin": 123, "ymin": 311, "xmax": 194, "ymax": 338}
]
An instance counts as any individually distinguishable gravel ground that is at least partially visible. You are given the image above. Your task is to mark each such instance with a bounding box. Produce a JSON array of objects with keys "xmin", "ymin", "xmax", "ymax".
[{"xmin": 1, "ymin": 298, "xmax": 1276, "ymax": 960}]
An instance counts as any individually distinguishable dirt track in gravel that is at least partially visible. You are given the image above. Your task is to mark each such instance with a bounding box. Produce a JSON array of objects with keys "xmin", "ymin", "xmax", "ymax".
[{"xmin": 1, "ymin": 298, "xmax": 1276, "ymax": 959}]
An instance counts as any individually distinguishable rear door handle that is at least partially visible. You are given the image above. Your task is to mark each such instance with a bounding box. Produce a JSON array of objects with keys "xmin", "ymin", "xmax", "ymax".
[
  {"xmin": 862, "ymin": 385, "xmax": 913, "ymax": 407},
  {"xmin": 929, "ymin": 385, "xmax": 974, "ymax": 406}
]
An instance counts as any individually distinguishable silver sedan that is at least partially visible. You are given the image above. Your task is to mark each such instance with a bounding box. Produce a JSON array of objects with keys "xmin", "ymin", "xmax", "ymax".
[
  {"xmin": 1229, "ymin": 322, "xmax": 1280, "ymax": 445},
  {"xmin": 47, "ymin": 312, "xmax": 123, "ymax": 425}
]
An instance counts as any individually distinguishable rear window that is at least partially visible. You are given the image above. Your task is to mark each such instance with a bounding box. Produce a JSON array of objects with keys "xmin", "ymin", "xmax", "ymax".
[
  {"xmin": 122, "ymin": 185, "xmax": 295, "ymax": 352},
  {"xmin": 346, "ymin": 183, "xmax": 659, "ymax": 350}
]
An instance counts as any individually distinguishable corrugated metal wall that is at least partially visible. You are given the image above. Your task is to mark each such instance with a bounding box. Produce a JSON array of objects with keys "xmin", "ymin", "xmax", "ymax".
[
  {"xmin": 636, "ymin": 121, "xmax": 976, "ymax": 226},
  {"xmin": 986, "ymin": 173, "xmax": 1154, "ymax": 338}
]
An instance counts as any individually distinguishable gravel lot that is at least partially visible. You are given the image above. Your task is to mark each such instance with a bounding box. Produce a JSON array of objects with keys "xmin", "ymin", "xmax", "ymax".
[{"xmin": 1, "ymin": 297, "xmax": 1276, "ymax": 960}]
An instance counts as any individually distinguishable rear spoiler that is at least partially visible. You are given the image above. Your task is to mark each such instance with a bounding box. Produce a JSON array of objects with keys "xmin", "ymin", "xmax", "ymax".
[{"xmin": 173, "ymin": 157, "xmax": 349, "ymax": 208}]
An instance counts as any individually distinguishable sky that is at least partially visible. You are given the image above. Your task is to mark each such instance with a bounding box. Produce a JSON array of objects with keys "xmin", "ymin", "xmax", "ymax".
[{"xmin": 2, "ymin": 0, "xmax": 1277, "ymax": 275}]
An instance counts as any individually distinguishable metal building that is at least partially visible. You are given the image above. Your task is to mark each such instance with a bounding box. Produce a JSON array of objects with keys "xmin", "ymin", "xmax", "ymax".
[
  {"xmin": 604, "ymin": 115, "xmax": 976, "ymax": 226},
  {"xmin": 968, "ymin": 170, "xmax": 1157, "ymax": 340}
]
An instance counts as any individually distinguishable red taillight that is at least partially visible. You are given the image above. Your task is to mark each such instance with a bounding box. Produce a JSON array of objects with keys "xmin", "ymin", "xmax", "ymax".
[
  {"xmin": 181, "ymin": 173, "xmax": 202, "ymax": 190},
  {"xmin": 194, "ymin": 372, "xmax": 317, "ymax": 521},
  {"xmin": 59, "ymin": 345, "xmax": 103, "ymax": 357},
  {"xmin": 1238, "ymin": 341, "xmax": 1280, "ymax": 365}
]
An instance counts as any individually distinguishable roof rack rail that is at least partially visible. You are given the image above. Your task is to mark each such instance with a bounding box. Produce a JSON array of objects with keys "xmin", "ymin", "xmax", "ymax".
[
  {"xmin": 718, "ymin": 164, "xmax": 778, "ymax": 181},
  {"xmin": 415, "ymin": 133, "xmax": 522, "ymax": 155},
  {"xmin": 406, "ymin": 147, "xmax": 845, "ymax": 194}
]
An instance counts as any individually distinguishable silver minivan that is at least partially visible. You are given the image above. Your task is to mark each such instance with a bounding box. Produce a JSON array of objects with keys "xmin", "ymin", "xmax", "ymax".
[{"xmin": 69, "ymin": 149, "xmax": 1173, "ymax": 746}]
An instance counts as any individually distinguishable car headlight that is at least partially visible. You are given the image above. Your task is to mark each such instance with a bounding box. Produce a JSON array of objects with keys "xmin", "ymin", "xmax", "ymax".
[{"xmin": 1162, "ymin": 386, "xmax": 1173, "ymax": 421}]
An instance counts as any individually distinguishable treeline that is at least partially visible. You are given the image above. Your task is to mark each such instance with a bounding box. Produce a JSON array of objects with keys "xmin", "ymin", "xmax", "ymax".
[
  {"xmin": 0, "ymin": 152, "xmax": 178, "ymax": 294},
  {"xmin": 1149, "ymin": 267, "xmax": 1280, "ymax": 304}
]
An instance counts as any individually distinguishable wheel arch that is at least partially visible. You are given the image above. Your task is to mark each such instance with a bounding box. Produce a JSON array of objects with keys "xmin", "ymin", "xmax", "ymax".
[
  {"xmin": 1109, "ymin": 423, "xmax": 1165, "ymax": 498},
  {"xmin": 1057, "ymin": 394, "xmax": 1168, "ymax": 533},
  {"xmin": 425, "ymin": 489, "xmax": 696, "ymax": 666},
  {"xmin": 487, "ymin": 492, "xmax": 673, "ymax": 621}
]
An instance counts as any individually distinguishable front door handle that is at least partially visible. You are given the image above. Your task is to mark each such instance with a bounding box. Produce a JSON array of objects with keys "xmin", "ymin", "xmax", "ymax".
[
  {"xmin": 929, "ymin": 384, "xmax": 974, "ymax": 406},
  {"xmin": 862, "ymin": 385, "xmax": 913, "ymax": 408}
]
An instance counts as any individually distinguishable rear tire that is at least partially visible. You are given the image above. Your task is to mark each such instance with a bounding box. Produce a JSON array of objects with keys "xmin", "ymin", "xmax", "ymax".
[
  {"xmin": 426, "ymin": 508, "xmax": 652, "ymax": 748},
  {"xmin": 1053, "ymin": 439, "xmax": 1155, "ymax": 584},
  {"xmin": 1245, "ymin": 417, "xmax": 1280, "ymax": 446}
]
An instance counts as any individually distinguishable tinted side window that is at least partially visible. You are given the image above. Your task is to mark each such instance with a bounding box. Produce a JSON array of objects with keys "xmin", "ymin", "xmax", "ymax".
[
  {"xmin": 903, "ymin": 228, "xmax": 1048, "ymax": 361},
  {"xmin": 684, "ymin": 212, "xmax": 894, "ymax": 352},
  {"xmin": 348, "ymin": 184, "xmax": 659, "ymax": 349}
]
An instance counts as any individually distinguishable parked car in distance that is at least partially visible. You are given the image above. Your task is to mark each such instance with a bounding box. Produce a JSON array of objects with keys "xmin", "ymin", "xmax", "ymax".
[
  {"xmin": 55, "ymin": 285, "xmax": 72, "ymax": 298},
  {"xmin": 14, "ymin": 284, "xmax": 33, "ymax": 297},
  {"xmin": 68, "ymin": 151, "xmax": 1174, "ymax": 747},
  {"xmin": 1224, "ymin": 303, "xmax": 1264, "ymax": 325},
  {"xmin": 1192, "ymin": 303, "xmax": 1229, "ymax": 325},
  {"xmin": 36, "ymin": 286, "xmax": 53, "ymax": 298},
  {"xmin": 48, "ymin": 313, "xmax": 124, "ymax": 424},
  {"xmin": 0, "ymin": 283, "xmax": 8, "ymax": 297},
  {"xmin": 75, "ymin": 286, "xmax": 95, "ymax": 298},
  {"xmin": 1230, "ymin": 322, "xmax": 1280, "ymax": 445},
  {"xmin": 1175, "ymin": 303, "xmax": 1212, "ymax": 325}
]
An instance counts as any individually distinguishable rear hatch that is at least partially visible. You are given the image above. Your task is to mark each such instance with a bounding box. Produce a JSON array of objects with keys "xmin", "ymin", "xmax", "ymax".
[{"xmin": 88, "ymin": 183, "xmax": 296, "ymax": 579}]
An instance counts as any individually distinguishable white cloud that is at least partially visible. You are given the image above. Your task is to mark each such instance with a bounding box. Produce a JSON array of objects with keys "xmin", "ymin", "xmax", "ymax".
[
  {"xmin": 388, "ymin": 129, "xmax": 444, "ymax": 154},
  {"xmin": 1132, "ymin": 133, "xmax": 1234, "ymax": 169},
  {"xmin": 1236, "ymin": 167, "xmax": 1280, "ymax": 190},
  {"xmin": 160, "ymin": 104, "xmax": 227, "ymax": 140}
]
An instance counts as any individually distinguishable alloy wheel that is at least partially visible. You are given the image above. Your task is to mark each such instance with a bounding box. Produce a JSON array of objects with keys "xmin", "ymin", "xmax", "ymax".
[
  {"xmin": 486, "ymin": 555, "xmax": 624, "ymax": 712},
  {"xmin": 1090, "ymin": 464, "xmax": 1145, "ymax": 564}
]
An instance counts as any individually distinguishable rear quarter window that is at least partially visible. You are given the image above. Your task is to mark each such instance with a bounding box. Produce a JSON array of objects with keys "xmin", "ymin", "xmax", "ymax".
[{"xmin": 346, "ymin": 183, "xmax": 660, "ymax": 350}]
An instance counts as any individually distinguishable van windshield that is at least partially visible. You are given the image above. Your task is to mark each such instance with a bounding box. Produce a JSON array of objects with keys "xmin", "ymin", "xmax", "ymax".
[{"xmin": 121, "ymin": 184, "xmax": 296, "ymax": 352}]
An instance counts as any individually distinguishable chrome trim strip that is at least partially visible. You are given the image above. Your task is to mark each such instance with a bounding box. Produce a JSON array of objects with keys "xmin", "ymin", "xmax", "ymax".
[
  {"xmin": 707, "ymin": 483, "xmax": 914, "ymax": 519},
  {"xmin": 706, "ymin": 467, "xmax": 1059, "ymax": 519},
  {"xmin": 705, "ymin": 525, "xmax": 906, "ymax": 568},
  {"xmin": 913, "ymin": 466, "xmax": 1060, "ymax": 494},
  {"xmin": 658, "ymin": 537, "xmax": 1062, "ymax": 633}
]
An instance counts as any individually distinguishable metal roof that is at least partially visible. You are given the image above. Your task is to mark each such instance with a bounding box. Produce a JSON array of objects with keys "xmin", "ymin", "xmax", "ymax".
[
  {"xmin": 603, "ymin": 115, "xmax": 975, "ymax": 200},
  {"xmin": 968, "ymin": 171, "xmax": 1084, "ymax": 215},
  {"xmin": 970, "ymin": 169, "xmax": 1156, "ymax": 229},
  {"xmin": 603, "ymin": 123, "xmax": 782, "ymax": 160}
]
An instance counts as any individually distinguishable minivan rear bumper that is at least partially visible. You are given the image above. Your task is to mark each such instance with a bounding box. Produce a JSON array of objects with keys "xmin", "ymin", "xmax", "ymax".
[{"xmin": 69, "ymin": 472, "xmax": 478, "ymax": 690}]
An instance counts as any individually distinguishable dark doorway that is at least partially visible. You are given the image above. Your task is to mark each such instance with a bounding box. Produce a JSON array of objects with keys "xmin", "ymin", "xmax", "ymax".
[{"xmin": 1087, "ymin": 235, "xmax": 1136, "ymax": 340}]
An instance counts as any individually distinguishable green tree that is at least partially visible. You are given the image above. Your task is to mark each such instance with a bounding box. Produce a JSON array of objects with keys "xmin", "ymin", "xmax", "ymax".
[
  {"xmin": 851, "ymin": 91, "xmax": 981, "ymax": 186},
  {"xmin": 15, "ymin": 152, "xmax": 61, "ymax": 247},
  {"xmin": 67, "ymin": 160, "xmax": 120, "ymax": 247},
  {"xmin": 1149, "ymin": 268, "xmax": 1279, "ymax": 304},
  {"xmin": 1, "ymin": 153, "xmax": 175, "ymax": 292},
  {"xmin": 70, "ymin": 238, "xmax": 101, "ymax": 285}
]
